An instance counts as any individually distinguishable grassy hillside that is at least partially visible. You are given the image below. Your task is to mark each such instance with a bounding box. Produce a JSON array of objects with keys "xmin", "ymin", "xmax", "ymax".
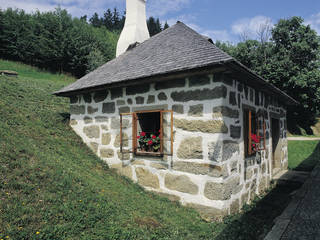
[{"xmin": 0, "ymin": 60, "xmax": 306, "ymax": 239}]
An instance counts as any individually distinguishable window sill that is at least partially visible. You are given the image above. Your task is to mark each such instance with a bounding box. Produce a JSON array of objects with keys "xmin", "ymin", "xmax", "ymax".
[{"xmin": 135, "ymin": 151, "xmax": 164, "ymax": 157}]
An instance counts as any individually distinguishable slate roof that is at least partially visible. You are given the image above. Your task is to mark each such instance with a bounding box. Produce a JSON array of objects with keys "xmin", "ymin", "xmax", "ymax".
[{"xmin": 54, "ymin": 22, "xmax": 297, "ymax": 105}]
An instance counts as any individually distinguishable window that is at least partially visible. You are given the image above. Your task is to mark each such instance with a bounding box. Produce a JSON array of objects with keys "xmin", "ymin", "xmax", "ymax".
[
  {"xmin": 120, "ymin": 110, "xmax": 173, "ymax": 156},
  {"xmin": 243, "ymin": 108, "xmax": 266, "ymax": 157}
]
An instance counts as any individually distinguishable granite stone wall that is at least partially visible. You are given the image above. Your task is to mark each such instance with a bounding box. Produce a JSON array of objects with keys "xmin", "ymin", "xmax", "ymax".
[{"xmin": 68, "ymin": 70, "xmax": 288, "ymax": 221}]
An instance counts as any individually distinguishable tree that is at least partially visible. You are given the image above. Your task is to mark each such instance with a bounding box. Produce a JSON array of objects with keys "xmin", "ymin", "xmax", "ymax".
[
  {"xmin": 147, "ymin": 17, "xmax": 162, "ymax": 36},
  {"xmin": 266, "ymin": 17, "xmax": 320, "ymax": 132},
  {"xmin": 103, "ymin": 9, "xmax": 113, "ymax": 30},
  {"xmin": 89, "ymin": 12, "xmax": 102, "ymax": 27},
  {"xmin": 163, "ymin": 22, "xmax": 169, "ymax": 30}
]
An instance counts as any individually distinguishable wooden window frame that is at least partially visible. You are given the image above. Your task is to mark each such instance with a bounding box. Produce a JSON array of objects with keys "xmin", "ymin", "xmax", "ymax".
[
  {"xmin": 244, "ymin": 108, "xmax": 266, "ymax": 157},
  {"xmin": 120, "ymin": 109, "xmax": 173, "ymax": 157}
]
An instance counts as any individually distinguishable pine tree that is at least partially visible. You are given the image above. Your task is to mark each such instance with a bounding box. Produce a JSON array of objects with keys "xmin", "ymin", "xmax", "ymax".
[
  {"xmin": 89, "ymin": 12, "xmax": 102, "ymax": 27},
  {"xmin": 103, "ymin": 9, "xmax": 113, "ymax": 30}
]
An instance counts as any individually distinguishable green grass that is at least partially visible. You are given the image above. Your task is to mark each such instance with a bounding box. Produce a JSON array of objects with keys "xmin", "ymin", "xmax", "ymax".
[
  {"xmin": 288, "ymin": 140, "xmax": 320, "ymax": 171},
  {"xmin": 0, "ymin": 60, "xmax": 303, "ymax": 239}
]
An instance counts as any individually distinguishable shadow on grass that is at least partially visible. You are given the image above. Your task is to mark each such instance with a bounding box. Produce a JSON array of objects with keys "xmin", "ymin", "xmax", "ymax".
[
  {"xmin": 59, "ymin": 112, "xmax": 70, "ymax": 123},
  {"xmin": 215, "ymin": 180, "xmax": 303, "ymax": 240},
  {"xmin": 294, "ymin": 141, "xmax": 320, "ymax": 172}
]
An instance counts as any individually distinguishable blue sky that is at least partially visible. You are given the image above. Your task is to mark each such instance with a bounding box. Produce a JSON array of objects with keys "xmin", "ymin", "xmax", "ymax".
[{"xmin": 1, "ymin": 0, "xmax": 320, "ymax": 43}]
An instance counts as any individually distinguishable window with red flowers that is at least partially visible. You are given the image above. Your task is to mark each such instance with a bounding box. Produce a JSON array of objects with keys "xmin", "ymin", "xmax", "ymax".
[
  {"xmin": 120, "ymin": 110, "xmax": 173, "ymax": 156},
  {"xmin": 243, "ymin": 108, "xmax": 266, "ymax": 157}
]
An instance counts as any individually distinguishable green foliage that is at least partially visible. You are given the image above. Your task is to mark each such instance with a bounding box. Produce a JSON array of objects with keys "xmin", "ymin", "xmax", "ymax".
[
  {"xmin": 147, "ymin": 17, "xmax": 164, "ymax": 37},
  {"xmin": 217, "ymin": 16, "xmax": 320, "ymax": 133},
  {"xmin": 0, "ymin": 7, "xmax": 118, "ymax": 77},
  {"xmin": 288, "ymin": 140, "xmax": 320, "ymax": 171}
]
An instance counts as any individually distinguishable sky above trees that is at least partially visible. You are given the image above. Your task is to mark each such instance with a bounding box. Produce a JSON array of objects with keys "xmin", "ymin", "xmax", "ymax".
[{"xmin": 1, "ymin": 0, "xmax": 319, "ymax": 43}]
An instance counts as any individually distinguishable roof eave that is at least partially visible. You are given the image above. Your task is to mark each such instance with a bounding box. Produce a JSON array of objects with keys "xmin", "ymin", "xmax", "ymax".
[{"xmin": 226, "ymin": 60, "xmax": 299, "ymax": 106}]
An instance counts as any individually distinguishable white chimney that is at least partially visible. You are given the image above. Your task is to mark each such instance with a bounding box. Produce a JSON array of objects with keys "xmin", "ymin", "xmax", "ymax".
[{"xmin": 116, "ymin": 0, "xmax": 150, "ymax": 57}]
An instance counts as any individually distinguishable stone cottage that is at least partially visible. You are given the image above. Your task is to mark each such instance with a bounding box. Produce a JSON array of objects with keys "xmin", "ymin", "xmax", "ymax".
[{"xmin": 54, "ymin": 0, "xmax": 297, "ymax": 221}]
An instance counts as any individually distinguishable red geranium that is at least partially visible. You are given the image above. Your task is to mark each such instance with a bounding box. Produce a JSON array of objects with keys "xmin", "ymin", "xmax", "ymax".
[
  {"xmin": 137, "ymin": 136, "xmax": 140, "ymax": 139},
  {"xmin": 148, "ymin": 140, "xmax": 153, "ymax": 145},
  {"xmin": 140, "ymin": 132, "xmax": 146, "ymax": 137},
  {"xmin": 152, "ymin": 135, "xmax": 156, "ymax": 139},
  {"xmin": 251, "ymin": 134, "xmax": 260, "ymax": 143}
]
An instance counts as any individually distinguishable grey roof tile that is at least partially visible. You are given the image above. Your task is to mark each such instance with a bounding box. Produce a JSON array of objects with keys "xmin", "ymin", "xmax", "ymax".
[
  {"xmin": 55, "ymin": 22, "xmax": 233, "ymax": 95},
  {"xmin": 54, "ymin": 22, "xmax": 298, "ymax": 105}
]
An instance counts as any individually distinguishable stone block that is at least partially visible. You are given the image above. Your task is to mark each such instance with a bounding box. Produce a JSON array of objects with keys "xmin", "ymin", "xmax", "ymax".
[
  {"xmin": 164, "ymin": 173, "xmax": 198, "ymax": 194},
  {"xmin": 135, "ymin": 96, "xmax": 144, "ymax": 104},
  {"xmin": 70, "ymin": 105, "xmax": 85, "ymax": 115},
  {"xmin": 250, "ymin": 89, "xmax": 254, "ymax": 102},
  {"xmin": 229, "ymin": 91, "xmax": 237, "ymax": 106},
  {"xmin": 100, "ymin": 148, "xmax": 114, "ymax": 158},
  {"xmin": 223, "ymin": 140, "xmax": 240, "ymax": 160},
  {"xmin": 172, "ymin": 161, "xmax": 228, "ymax": 178},
  {"xmin": 230, "ymin": 125, "xmax": 241, "ymax": 139},
  {"xmin": 208, "ymin": 141, "xmax": 223, "ymax": 162},
  {"xmin": 171, "ymin": 86, "xmax": 227, "ymax": 102},
  {"xmin": 186, "ymin": 203, "xmax": 228, "ymax": 222},
  {"xmin": 102, "ymin": 102, "xmax": 115, "ymax": 113},
  {"xmin": 177, "ymin": 137, "xmax": 203, "ymax": 159},
  {"xmin": 131, "ymin": 160, "xmax": 145, "ymax": 165},
  {"xmin": 84, "ymin": 116, "xmax": 93, "ymax": 124},
  {"xmin": 255, "ymin": 91, "xmax": 260, "ymax": 106},
  {"xmin": 117, "ymin": 151, "xmax": 130, "ymax": 160},
  {"xmin": 258, "ymin": 176, "xmax": 267, "ymax": 194},
  {"xmin": 135, "ymin": 167, "xmax": 160, "ymax": 189},
  {"xmin": 147, "ymin": 95, "xmax": 155, "ymax": 104},
  {"xmin": 111, "ymin": 117, "xmax": 129, "ymax": 129},
  {"xmin": 70, "ymin": 119, "xmax": 78, "ymax": 125},
  {"xmin": 230, "ymin": 199, "xmax": 240, "ymax": 214},
  {"xmin": 83, "ymin": 125, "xmax": 100, "ymax": 138},
  {"xmin": 127, "ymin": 98, "xmax": 133, "ymax": 105},
  {"xmin": 114, "ymin": 133, "xmax": 128, "ymax": 148},
  {"xmin": 172, "ymin": 104, "xmax": 184, "ymax": 114},
  {"xmin": 150, "ymin": 162, "xmax": 168, "ymax": 170},
  {"xmin": 158, "ymin": 92, "xmax": 167, "ymax": 101},
  {"xmin": 212, "ymin": 106, "xmax": 239, "ymax": 118},
  {"xmin": 204, "ymin": 176, "xmax": 240, "ymax": 200},
  {"xmin": 174, "ymin": 119, "xmax": 228, "ymax": 134},
  {"xmin": 70, "ymin": 96, "xmax": 78, "ymax": 104},
  {"xmin": 188, "ymin": 104, "xmax": 203, "ymax": 117},
  {"xmin": 126, "ymin": 84, "xmax": 150, "ymax": 95},
  {"xmin": 245, "ymin": 169, "xmax": 253, "ymax": 180},
  {"xmin": 155, "ymin": 78, "xmax": 185, "ymax": 90},
  {"xmin": 93, "ymin": 90, "xmax": 108, "ymax": 103},
  {"xmin": 116, "ymin": 100, "xmax": 126, "ymax": 106},
  {"xmin": 95, "ymin": 116, "xmax": 108, "ymax": 123},
  {"xmin": 101, "ymin": 125, "xmax": 108, "ymax": 130},
  {"xmin": 87, "ymin": 106, "xmax": 98, "ymax": 114},
  {"xmin": 241, "ymin": 192, "xmax": 249, "ymax": 205},
  {"xmin": 151, "ymin": 191, "xmax": 180, "ymax": 202},
  {"xmin": 83, "ymin": 93, "xmax": 92, "ymax": 103},
  {"xmin": 102, "ymin": 133, "xmax": 111, "ymax": 145},
  {"xmin": 89, "ymin": 142, "xmax": 98, "ymax": 154},
  {"xmin": 110, "ymin": 164, "xmax": 132, "ymax": 179},
  {"xmin": 189, "ymin": 74, "xmax": 210, "ymax": 86},
  {"xmin": 208, "ymin": 140, "xmax": 239, "ymax": 162},
  {"xmin": 230, "ymin": 160, "xmax": 238, "ymax": 173},
  {"xmin": 110, "ymin": 88, "xmax": 123, "ymax": 99},
  {"xmin": 119, "ymin": 106, "xmax": 130, "ymax": 114}
]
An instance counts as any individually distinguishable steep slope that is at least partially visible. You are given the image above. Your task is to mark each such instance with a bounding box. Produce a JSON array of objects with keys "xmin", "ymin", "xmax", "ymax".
[
  {"xmin": 0, "ymin": 60, "xmax": 221, "ymax": 239},
  {"xmin": 0, "ymin": 60, "xmax": 304, "ymax": 240}
]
